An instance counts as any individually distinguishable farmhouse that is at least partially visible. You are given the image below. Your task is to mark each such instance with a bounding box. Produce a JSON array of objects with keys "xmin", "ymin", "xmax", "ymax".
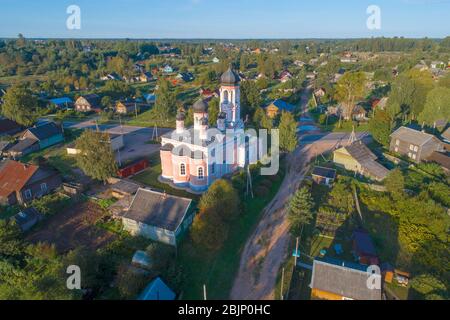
[
  {"xmin": 265, "ymin": 99, "xmax": 295, "ymax": 118},
  {"xmin": 333, "ymin": 140, "xmax": 390, "ymax": 181},
  {"xmin": 75, "ymin": 94, "xmax": 101, "ymax": 112},
  {"xmin": 0, "ymin": 160, "xmax": 62, "ymax": 206},
  {"xmin": 122, "ymin": 188, "xmax": 193, "ymax": 246},
  {"xmin": 8, "ymin": 122, "xmax": 64, "ymax": 158},
  {"xmin": 310, "ymin": 257, "xmax": 382, "ymax": 300},
  {"xmin": 390, "ymin": 126, "xmax": 445, "ymax": 163}
]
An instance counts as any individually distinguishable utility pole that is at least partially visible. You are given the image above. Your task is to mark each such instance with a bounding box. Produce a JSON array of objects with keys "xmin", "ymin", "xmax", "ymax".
[
  {"xmin": 117, "ymin": 116, "xmax": 123, "ymax": 167},
  {"xmin": 280, "ymin": 267, "xmax": 285, "ymax": 301},
  {"xmin": 203, "ymin": 284, "xmax": 207, "ymax": 301},
  {"xmin": 294, "ymin": 237, "xmax": 299, "ymax": 267}
]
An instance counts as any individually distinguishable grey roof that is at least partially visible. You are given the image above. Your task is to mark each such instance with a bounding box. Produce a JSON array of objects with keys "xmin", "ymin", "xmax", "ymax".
[
  {"xmin": 14, "ymin": 207, "xmax": 42, "ymax": 228},
  {"xmin": 26, "ymin": 122, "xmax": 62, "ymax": 141},
  {"xmin": 311, "ymin": 258, "xmax": 382, "ymax": 300},
  {"xmin": 193, "ymin": 99, "xmax": 208, "ymax": 113},
  {"xmin": 390, "ymin": 126, "xmax": 437, "ymax": 146},
  {"xmin": 162, "ymin": 127, "xmax": 217, "ymax": 147},
  {"xmin": 312, "ymin": 166, "xmax": 336, "ymax": 179},
  {"xmin": 123, "ymin": 188, "xmax": 192, "ymax": 232},
  {"xmin": 221, "ymin": 66, "xmax": 240, "ymax": 85},
  {"xmin": 110, "ymin": 179, "xmax": 141, "ymax": 195},
  {"xmin": 9, "ymin": 138, "xmax": 38, "ymax": 152},
  {"xmin": 342, "ymin": 141, "xmax": 389, "ymax": 181},
  {"xmin": 172, "ymin": 144, "xmax": 206, "ymax": 159},
  {"xmin": 176, "ymin": 111, "xmax": 186, "ymax": 121}
]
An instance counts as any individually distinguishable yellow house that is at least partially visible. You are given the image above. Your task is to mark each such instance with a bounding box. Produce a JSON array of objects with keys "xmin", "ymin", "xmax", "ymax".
[
  {"xmin": 265, "ymin": 99, "xmax": 295, "ymax": 119},
  {"xmin": 333, "ymin": 140, "xmax": 389, "ymax": 181}
]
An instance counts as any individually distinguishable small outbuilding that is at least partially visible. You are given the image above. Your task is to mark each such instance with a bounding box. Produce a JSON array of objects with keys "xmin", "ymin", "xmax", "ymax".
[
  {"xmin": 312, "ymin": 166, "xmax": 337, "ymax": 186},
  {"xmin": 138, "ymin": 277, "xmax": 176, "ymax": 300}
]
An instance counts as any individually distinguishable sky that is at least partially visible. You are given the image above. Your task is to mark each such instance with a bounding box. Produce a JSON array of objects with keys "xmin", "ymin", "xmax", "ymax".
[{"xmin": 0, "ymin": 0, "xmax": 449, "ymax": 39}]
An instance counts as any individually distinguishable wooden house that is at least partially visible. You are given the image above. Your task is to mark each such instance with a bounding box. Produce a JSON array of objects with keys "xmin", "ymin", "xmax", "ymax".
[
  {"xmin": 333, "ymin": 140, "xmax": 390, "ymax": 181},
  {"xmin": 75, "ymin": 94, "xmax": 101, "ymax": 112},
  {"xmin": 390, "ymin": 127, "xmax": 445, "ymax": 163}
]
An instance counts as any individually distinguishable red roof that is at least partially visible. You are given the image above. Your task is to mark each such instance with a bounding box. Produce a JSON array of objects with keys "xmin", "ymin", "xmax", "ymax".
[{"xmin": 0, "ymin": 160, "xmax": 38, "ymax": 197}]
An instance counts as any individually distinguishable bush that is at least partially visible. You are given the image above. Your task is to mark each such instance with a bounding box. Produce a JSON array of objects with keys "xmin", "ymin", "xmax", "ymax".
[{"xmin": 255, "ymin": 185, "xmax": 270, "ymax": 198}]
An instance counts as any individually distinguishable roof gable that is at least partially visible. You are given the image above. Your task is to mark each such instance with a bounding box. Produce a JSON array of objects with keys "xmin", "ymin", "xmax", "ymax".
[
  {"xmin": 0, "ymin": 160, "xmax": 39, "ymax": 197},
  {"xmin": 25, "ymin": 122, "xmax": 62, "ymax": 141},
  {"xmin": 391, "ymin": 126, "xmax": 437, "ymax": 146},
  {"xmin": 311, "ymin": 258, "xmax": 382, "ymax": 300},
  {"xmin": 124, "ymin": 188, "xmax": 192, "ymax": 232}
]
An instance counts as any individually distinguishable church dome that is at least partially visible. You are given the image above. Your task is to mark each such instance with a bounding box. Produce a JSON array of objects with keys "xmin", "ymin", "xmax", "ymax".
[
  {"xmin": 221, "ymin": 66, "xmax": 240, "ymax": 85},
  {"xmin": 193, "ymin": 99, "xmax": 208, "ymax": 113},
  {"xmin": 176, "ymin": 110, "xmax": 186, "ymax": 121}
]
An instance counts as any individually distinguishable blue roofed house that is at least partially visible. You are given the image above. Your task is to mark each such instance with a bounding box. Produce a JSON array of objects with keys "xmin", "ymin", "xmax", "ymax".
[
  {"xmin": 266, "ymin": 99, "xmax": 295, "ymax": 118},
  {"xmin": 49, "ymin": 97, "xmax": 73, "ymax": 109},
  {"xmin": 138, "ymin": 277, "xmax": 176, "ymax": 300},
  {"xmin": 22, "ymin": 122, "xmax": 64, "ymax": 150}
]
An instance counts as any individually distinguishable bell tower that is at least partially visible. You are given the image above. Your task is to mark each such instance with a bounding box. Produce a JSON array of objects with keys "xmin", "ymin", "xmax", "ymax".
[{"xmin": 220, "ymin": 66, "xmax": 241, "ymax": 127}]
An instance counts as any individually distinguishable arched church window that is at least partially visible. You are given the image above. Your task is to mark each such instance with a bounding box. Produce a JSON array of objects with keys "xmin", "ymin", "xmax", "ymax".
[
  {"xmin": 180, "ymin": 163, "xmax": 186, "ymax": 176},
  {"xmin": 198, "ymin": 167, "xmax": 204, "ymax": 180},
  {"xmin": 223, "ymin": 90, "xmax": 229, "ymax": 103}
]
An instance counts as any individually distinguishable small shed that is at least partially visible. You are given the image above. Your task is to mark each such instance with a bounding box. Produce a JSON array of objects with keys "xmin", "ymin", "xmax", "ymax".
[
  {"xmin": 312, "ymin": 166, "xmax": 337, "ymax": 186},
  {"xmin": 138, "ymin": 277, "xmax": 176, "ymax": 300},
  {"xmin": 13, "ymin": 207, "xmax": 42, "ymax": 232},
  {"xmin": 131, "ymin": 250, "xmax": 152, "ymax": 270}
]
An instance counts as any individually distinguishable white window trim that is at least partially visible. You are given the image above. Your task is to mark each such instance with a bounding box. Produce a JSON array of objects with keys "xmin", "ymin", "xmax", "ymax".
[
  {"xmin": 24, "ymin": 189, "xmax": 32, "ymax": 200},
  {"xmin": 40, "ymin": 183, "xmax": 48, "ymax": 192},
  {"xmin": 180, "ymin": 163, "xmax": 186, "ymax": 176},
  {"xmin": 198, "ymin": 166, "xmax": 204, "ymax": 180}
]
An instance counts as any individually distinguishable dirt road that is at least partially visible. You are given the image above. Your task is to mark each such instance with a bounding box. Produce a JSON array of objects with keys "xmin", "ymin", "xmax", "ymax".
[{"xmin": 230, "ymin": 86, "xmax": 365, "ymax": 300}]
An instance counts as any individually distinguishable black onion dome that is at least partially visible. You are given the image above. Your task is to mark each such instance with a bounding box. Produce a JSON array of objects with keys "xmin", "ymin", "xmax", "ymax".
[
  {"xmin": 176, "ymin": 110, "xmax": 186, "ymax": 121},
  {"xmin": 193, "ymin": 99, "xmax": 208, "ymax": 113},
  {"xmin": 221, "ymin": 66, "xmax": 240, "ymax": 85}
]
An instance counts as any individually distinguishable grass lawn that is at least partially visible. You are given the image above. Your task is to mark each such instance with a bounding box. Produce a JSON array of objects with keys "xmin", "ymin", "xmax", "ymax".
[
  {"xmin": 385, "ymin": 281, "xmax": 410, "ymax": 300},
  {"xmin": 126, "ymin": 109, "xmax": 175, "ymax": 128},
  {"xmin": 176, "ymin": 168, "xmax": 286, "ymax": 300}
]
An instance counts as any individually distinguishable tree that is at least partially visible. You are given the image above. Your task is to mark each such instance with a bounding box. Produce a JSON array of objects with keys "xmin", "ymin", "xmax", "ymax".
[
  {"xmin": 410, "ymin": 274, "xmax": 448, "ymax": 300},
  {"xmin": 190, "ymin": 207, "xmax": 229, "ymax": 252},
  {"xmin": 208, "ymin": 97, "xmax": 220, "ymax": 126},
  {"xmin": 328, "ymin": 181, "xmax": 354, "ymax": 214},
  {"xmin": 241, "ymin": 81, "xmax": 262, "ymax": 117},
  {"xmin": 152, "ymin": 79, "xmax": 177, "ymax": 122},
  {"xmin": 0, "ymin": 219, "xmax": 23, "ymax": 259},
  {"xmin": 418, "ymin": 87, "xmax": 450, "ymax": 127},
  {"xmin": 387, "ymin": 69, "xmax": 433, "ymax": 121},
  {"xmin": 278, "ymin": 111, "xmax": 298, "ymax": 152},
  {"xmin": 199, "ymin": 179, "xmax": 240, "ymax": 222},
  {"xmin": 75, "ymin": 130, "xmax": 118, "ymax": 182},
  {"xmin": 287, "ymin": 187, "xmax": 314, "ymax": 236},
  {"xmin": 253, "ymin": 107, "xmax": 273, "ymax": 130},
  {"xmin": 384, "ymin": 169, "xmax": 405, "ymax": 200},
  {"xmin": 368, "ymin": 110, "xmax": 393, "ymax": 146},
  {"xmin": 334, "ymin": 71, "xmax": 367, "ymax": 121},
  {"xmin": 1, "ymin": 84, "xmax": 38, "ymax": 126}
]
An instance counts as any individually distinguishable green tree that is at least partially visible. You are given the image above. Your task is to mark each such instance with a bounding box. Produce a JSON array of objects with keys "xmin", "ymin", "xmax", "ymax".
[
  {"xmin": 1, "ymin": 84, "xmax": 38, "ymax": 126},
  {"xmin": 410, "ymin": 274, "xmax": 448, "ymax": 300},
  {"xmin": 241, "ymin": 81, "xmax": 262, "ymax": 117},
  {"xmin": 208, "ymin": 97, "xmax": 220, "ymax": 126},
  {"xmin": 199, "ymin": 179, "xmax": 240, "ymax": 222},
  {"xmin": 418, "ymin": 87, "xmax": 450, "ymax": 127},
  {"xmin": 334, "ymin": 71, "xmax": 367, "ymax": 121},
  {"xmin": 152, "ymin": 79, "xmax": 177, "ymax": 122},
  {"xmin": 368, "ymin": 110, "xmax": 393, "ymax": 146},
  {"xmin": 278, "ymin": 111, "xmax": 298, "ymax": 152},
  {"xmin": 191, "ymin": 207, "xmax": 229, "ymax": 252},
  {"xmin": 75, "ymin": 130, "xmax": 118, "ymax": 182},
  {"xmin": 384, "ymin": 169, "xmax": 405, "ymax": 200},
  {"xmin": 287, "ymin": 187, "xmax": 314, "ymax": 236},
  {"xmin": 328, "ymin": 181, "xmax": 354, "ymax": 214}
]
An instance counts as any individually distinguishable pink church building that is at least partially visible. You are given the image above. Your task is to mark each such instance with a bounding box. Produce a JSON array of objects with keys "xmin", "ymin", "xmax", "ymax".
[{"xmin": 160, "ymin": 67, "xmax": 248, "ymax": 192}]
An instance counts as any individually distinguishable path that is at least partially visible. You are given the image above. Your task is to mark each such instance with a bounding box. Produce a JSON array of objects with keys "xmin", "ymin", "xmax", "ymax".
[{"xmin": 230, "ymin": 86, "xmax": 368, "ymax": 300}]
